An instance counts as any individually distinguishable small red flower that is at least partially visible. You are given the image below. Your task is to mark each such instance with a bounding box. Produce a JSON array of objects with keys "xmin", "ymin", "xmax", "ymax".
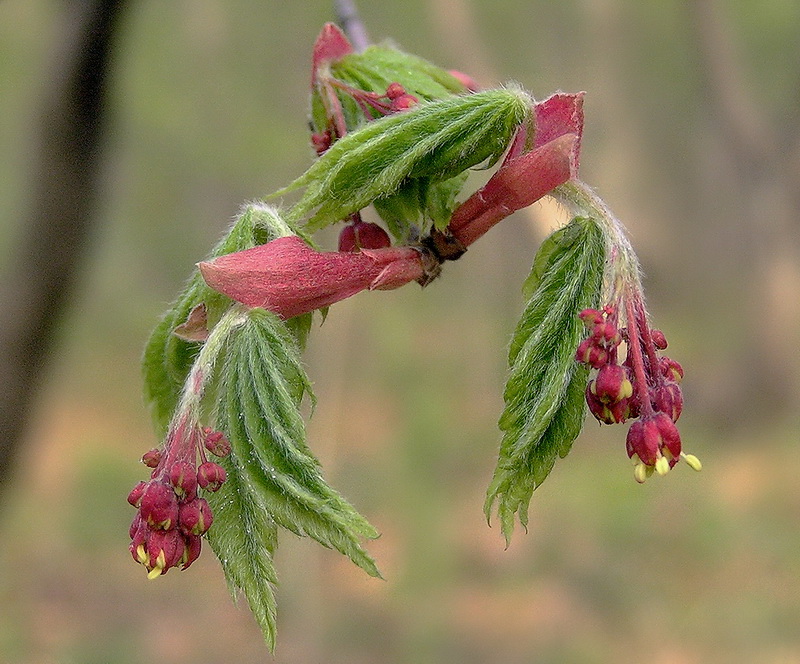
[
  {"xmin": 338, "ymin": 218, "xmax": 392, "ymax": 252},
  {"xmin": 197, "ymin": 461, "xmax": 226, "ymax": 492},
  {"xmin": 127, "ymin": 413, "xmax": 231, "ymax": 578},
  {"xmin": 576, "ymin": 296, "xmax": 700, "ymax": 482}
]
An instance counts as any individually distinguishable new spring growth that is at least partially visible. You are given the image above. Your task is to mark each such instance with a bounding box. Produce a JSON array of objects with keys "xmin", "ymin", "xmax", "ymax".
[
  {"xmin": 128, "ymin": 419, "xmax": 229, "ymax": 578},
  {"xmin": 138, "ymin": 19, "xmax": 702, "ymax": 650},
  {"xmin": 199, "ymin": 30, "xmax": 583, "ymax": 318},
  {"xmin": 567, "ymin": 182, "xmax": 701, "ymax": 482},
  {"xmin": 129, "ymin": 307, "xmax": 246, "ymax": 578}
]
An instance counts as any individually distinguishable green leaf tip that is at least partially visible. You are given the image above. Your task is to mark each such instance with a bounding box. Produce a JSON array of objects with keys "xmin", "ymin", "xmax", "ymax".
[
  {"xmin": 283, "ymin": 87, "xmax": 532, "ymax": 230},
  {"xmin": 206, "ymin": 307, "xmax": 380, "ymax": 649},
  {"xmin": 485, "ymin": 216, "xmax": 606, "ymax": 544}
]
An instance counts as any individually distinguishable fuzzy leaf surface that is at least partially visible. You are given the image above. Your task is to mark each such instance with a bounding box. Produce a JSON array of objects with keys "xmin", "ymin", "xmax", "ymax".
[
  {"xmin": 142, "ymin": 204, "xmax": 307, "ymax": 432},
  {"xmin": 311, "ymin": 44, "xmax": 466, "ymax": 135},
  {"xmin": 284, "ymin": 88, "xmax": 532, "ymax": 230},
  {"xmin": 486, "ymin": 216, "xmax": 605, "ymax": 543},
  {"xmin": 207, "ymin": 308, "xmax": 380, "ymax": 649}
]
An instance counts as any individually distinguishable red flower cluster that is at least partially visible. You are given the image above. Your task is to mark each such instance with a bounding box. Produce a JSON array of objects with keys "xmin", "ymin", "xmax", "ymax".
[
  {"xmin": 128, "ymin": 418, "xmax": 229, "ymax": 578},
  {"xmin": 576, "ymin": 299, "xmax": 699, "ymax": 482}
]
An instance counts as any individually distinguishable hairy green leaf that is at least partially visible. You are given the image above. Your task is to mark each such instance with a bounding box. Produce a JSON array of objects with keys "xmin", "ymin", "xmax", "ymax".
[
  {"xmin": 283, "ymin": 88, "xmax": 532, "ymax": 230},
  {"xmin": 142, "ymin": 203, "xmax": 306, "ymax": 433},
  {"xmin": 311, "ymin": 44, "xmax": 467, "ymax": 135},
  {"xmin": 372, "ymin": 171, "xmax": 469, "ymax": 241},
  {"xmin": 333, "ymin": 44, "xmax": 467, "ymax": 102},
  {"xmin": 207, "ymin": 308, "xmax": 380, "ymax": 650},
  {"xmin": 485, "ymin": 216, "xmax": 605, "ymax": 543}
]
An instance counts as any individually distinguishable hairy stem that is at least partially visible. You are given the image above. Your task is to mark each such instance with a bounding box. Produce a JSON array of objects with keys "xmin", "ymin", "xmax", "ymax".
[{"xmin": 554, "ymin": 179, "xmax": 641, "ymax": 304}]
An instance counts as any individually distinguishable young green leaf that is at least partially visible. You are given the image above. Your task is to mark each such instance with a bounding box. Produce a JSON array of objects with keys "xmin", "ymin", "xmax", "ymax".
[
  {"xmin": 372, "ymin": 171, "xmax": 469, "ymax": 241},
  {"xmin": 283, "ymin": 88, "xmax": 532, "ymax": 230},
  {"xmin": 311, "ymin": 43, "xmax": 467, "ymax": 135},
  {"xmin": 485, "ymin": 216, "xmax": 605, "ymax": 543},
  {"xmin": 332, "ymin": 44, "xmax": 467, "ymax": 102},
  {"xmin": 207, "ymin": 308, "xmax": 380, "ymax": 649},
  {"xmin": 142, "ymin": 204, "xmax": 307, "ymax": 433}
]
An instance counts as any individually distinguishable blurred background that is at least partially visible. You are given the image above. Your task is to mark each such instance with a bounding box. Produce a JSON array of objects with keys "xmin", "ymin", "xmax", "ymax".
[{"xmin": 1, "ymin": 0, "xmax": 799, "ymax": 662}]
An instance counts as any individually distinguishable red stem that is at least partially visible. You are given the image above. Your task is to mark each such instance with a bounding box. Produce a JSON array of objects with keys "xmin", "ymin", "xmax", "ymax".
[{"xmin": 624, "ymin": 289, "xmax": 655, "ymax": 418}]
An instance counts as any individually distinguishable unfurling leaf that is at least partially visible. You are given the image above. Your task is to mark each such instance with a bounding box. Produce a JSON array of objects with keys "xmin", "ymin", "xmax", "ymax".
[
  {"xmin": 142, "ymin": 203, "xmax": 306, "ymax": 432},
  {"xmin": 311, "ymin": 42, "xmax": 467, "ymax": 136},
  {"xmin": 485, "ymin": 216, "xmax": 605, "ymax": 543},
  {"xmin": 282, "ymin": 88, "xmax": 533, "ymax": 230},
  {"xmin": 206, "ymin": 308, "xmax": 380, "ymax": 650}
]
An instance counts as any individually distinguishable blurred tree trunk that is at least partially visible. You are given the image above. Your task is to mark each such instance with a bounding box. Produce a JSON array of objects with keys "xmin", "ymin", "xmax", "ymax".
[{"xmin": 0, "ymin": 0, "xmax": 129, "ymax": 503}]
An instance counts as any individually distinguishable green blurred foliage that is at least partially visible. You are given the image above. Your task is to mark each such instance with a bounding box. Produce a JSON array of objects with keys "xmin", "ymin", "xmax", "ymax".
[{"xmin": 1, "ymin": 0, "xmax": 799, "ymax": 662}]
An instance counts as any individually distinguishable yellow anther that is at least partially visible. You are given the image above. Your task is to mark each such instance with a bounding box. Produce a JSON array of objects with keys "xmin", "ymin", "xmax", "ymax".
[
  {"xmin": 633, "ymin": 463, "xmax": 649, "ymax": 484},
  {"xmin": 136, "ymin": 544, "xmax": 148, "ymax": 565},
  {"xmin": 620, "ymin": 379, "xmax": 633, "ymax": 400},
  {"xmin": 655, "ymin": 456, "xmax": 670, "ymax": 476},
  {"xmin": 682, "ymin": 452, "xmax": 702, "ymax": 471},
  {"xmin": 146, "ymin": 551, "xmax": 167, "ymax": 580}
]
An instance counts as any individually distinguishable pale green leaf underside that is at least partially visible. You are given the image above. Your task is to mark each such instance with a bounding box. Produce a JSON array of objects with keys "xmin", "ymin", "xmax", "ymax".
[
  {"xmin": 207, "ymin": 308, "xmax": 380, "ymax": 650},
  {"xmin": 486, "ymin": 217, "xmax": 605, "ymax": 543}
]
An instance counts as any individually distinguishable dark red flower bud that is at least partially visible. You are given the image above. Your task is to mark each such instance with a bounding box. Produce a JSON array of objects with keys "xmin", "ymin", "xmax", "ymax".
[
  {"xmin": 654, "ymin": 382, "xmax": 683, "ymax": 422},
  {"xmin": 203, "ymin": 428, "xmax": 231, "ymax": 457},
  {"xmin": 141, "ymin": 448, "xmax": 162, "ymax": 468},
  {"xmin": 625, "ymin": 418, "xmax": 660, "ymax": 467},
  {"xmin": 578, "ymin": 308, "xmax": 604, "ymax": 327},
  {"xmin": 169, "ymin": 461, "xmax": 198, "ymax": 498},
  {"xmin": 592, "ymin": 321, "xmax": 621, "ymax": 346},
  {"xmin": 143, "ymin": 529, "xmax": 186, "ymax": 578},
  {"xmin": 575, "ymin": 338, "xmax": 608, "ymax": 368},
  {"xmin": 130, "ymin": 535, "xmax": 146, "ymax": 564},
  {"xmin": 591, "ymin": 364, "xmax": 633, "ymax": 403},
  {"xmin": 586, "ymin": 385, "xmax": 630, "ymax": 424},
  {"xmin": 626, "ymin": 413, "xmax": 682, "ymax": 470},
  {"xmin": 127, "ymin": 481, "xmax": 147, "ymax": 507},
  {"xmin": 182, "ymin": 534, "xmax": 202, "ymax": 570},
  {"xmin": 179, "ymin": 497, "xmax": 214, "ymax": 536},
  {"xmin": 197, "ymin": 461, "xmax": 227, "ymax": 492},
  {"xmin": 311, "ymin": 130, "xmax": 332, "ymax": 155},
  {"xmin": 385, "ymin": 82, "xmax": 406, "ymax": 100},
  {"xmin": 651, "ymin": 329, "xmax": 668, "ymax": 350},
  {"xmin": 660, "ymin": 357, "xmax": 684, "ymax": 383},
  {"xmin": 139, "ymin": 481, "xmax": 179, "ymax": 530},
  {"xmin": 652, "ymin": 412, "xmax": 682, "ymax": 460},
  {"xmin": 338, "ymin": 220, "xmax": 392, "ymax": 252},
  {"xmin": 390, "ymin": 94, "xmax": 418, "ymax": 111}
]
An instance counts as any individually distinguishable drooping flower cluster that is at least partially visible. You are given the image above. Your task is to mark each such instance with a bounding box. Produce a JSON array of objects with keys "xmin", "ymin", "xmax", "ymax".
[
  {"xmin": 576, "ymin": 294, "xmax": 700, "ymax": 483},
  {"xmin": 128, "ymin": 416, "xmax": 229, "ymax": 579}
]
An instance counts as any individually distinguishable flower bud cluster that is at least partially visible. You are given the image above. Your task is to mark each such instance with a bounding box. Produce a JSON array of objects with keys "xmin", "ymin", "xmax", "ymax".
[
  {"xmin": 128, "ymin": 422, "xmax": 230, "ymax": 579},
  {"xmin": 576, "ymin": 303, "xmax": 699, "ymax": 483}
]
